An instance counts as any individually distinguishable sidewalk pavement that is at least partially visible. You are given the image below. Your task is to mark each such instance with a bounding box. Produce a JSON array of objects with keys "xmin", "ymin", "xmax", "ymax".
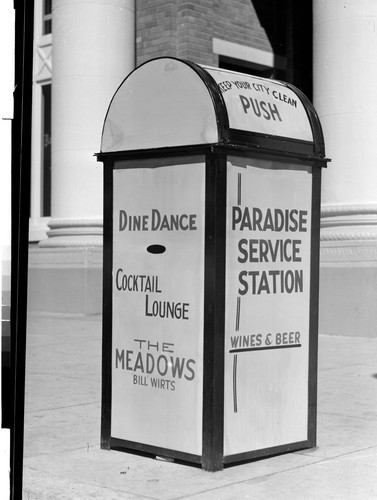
[{"xmin": 22, "ymin": 313, "xmax": 377, "ymax": 499}]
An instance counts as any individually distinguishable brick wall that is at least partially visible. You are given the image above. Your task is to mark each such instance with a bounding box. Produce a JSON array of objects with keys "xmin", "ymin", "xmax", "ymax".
[{"xmin": 136, "ymin": 0, "xmax": 271, "ymax": 67}]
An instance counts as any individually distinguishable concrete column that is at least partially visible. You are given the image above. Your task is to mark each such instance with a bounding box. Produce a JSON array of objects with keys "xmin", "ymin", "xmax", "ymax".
[
  {"xmin": 29, "ymin": 0, "xmax": 135, "ymax": 314},
  {"xmin": 313, "ymin": 0, "xmax": 377, "ymax": 336},
  {"xmin": 42, "ymin": 0, "xmax": 135, "ymax": 247}
]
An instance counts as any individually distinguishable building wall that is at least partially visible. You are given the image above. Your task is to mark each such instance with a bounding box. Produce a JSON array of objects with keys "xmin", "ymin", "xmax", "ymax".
[
  {"xmin": 27, "ymin": 1, "xmax": 377, "ymax": 337},
  {"xmin": 136, "ymin": 0, "xmax": 271, "ymax": 67}
]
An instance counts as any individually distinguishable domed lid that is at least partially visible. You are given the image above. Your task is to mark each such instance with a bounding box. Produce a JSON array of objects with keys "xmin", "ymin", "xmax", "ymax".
[{"xmin": 101, "ymin": 57, "xmax": 323, "ymax": 156}]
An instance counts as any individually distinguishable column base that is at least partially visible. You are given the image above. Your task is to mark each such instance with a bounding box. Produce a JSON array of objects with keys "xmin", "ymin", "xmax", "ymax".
[
  {"xmin": 319, "ymin": 205, "xmax": 377, "ymax": 337},
  {"xmin": 28, "ymin": 219, "xmax": 103, "ymax": 315},
  {"xmin": 319, "ymin": 261, "xmax": 377, "ymax": 338},
  {"xmin": 28, "ymin": 245, "xmax": 102, "ymax": 315}
]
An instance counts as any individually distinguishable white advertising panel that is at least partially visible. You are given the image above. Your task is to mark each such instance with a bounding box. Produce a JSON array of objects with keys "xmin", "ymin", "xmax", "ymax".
[
  {"xmin": 205, "ymin": 68, "xmax": 313, "ymax": 142},
  {"xmin": 101, "ymin": 58, "xmax": 219, "ymax": 152},
  {"xmin": 224, "ymin": 157, "xmax": 312, "ymax": 456},
  {"xmin": 112, "ymin": 161, "xmax": 205, "ymax": 455}
]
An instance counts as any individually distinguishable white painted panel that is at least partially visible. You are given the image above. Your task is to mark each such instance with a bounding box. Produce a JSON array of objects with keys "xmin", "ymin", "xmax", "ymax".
[
  {"xmin": 205, "ymin": 68, "xmax": 313, "ymax": 142},
  {"xmin": 224, "ymin": 157, "xmax": 312, "ymax": 456},
  {"xmin": 112, "ymin": 161, "xmax": 205, "ymax": 455},
  {"xmin": 102, "ymin": 59, "xmax": 218, "ymax": 152}
]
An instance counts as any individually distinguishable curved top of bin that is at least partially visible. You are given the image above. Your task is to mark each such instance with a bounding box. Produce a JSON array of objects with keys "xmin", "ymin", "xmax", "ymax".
[{"xmin": 100, "ymin": 57, "xmax": 324, "ymax": 157}]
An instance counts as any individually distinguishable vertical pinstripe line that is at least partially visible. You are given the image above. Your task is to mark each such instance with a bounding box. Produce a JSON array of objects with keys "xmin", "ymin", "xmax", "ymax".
[
  {"xmin": 233, "ymin": 172, "xmax": 242, "ymax": 413},
  {"xmin": 233, "ymin": 354, "xmax": 238, "ymax": 413},
  {"xmin": 237, "ymin": 173, "xmax": 242, "ymax": 205},
  {"xmin": 235, "ymin": 296, "xmax": 241, "ymax": 332}
]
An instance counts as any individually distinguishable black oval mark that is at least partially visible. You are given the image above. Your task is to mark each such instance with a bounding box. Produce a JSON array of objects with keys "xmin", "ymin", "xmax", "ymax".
[{"xmin": 147, "ymin": 244, "xmax": 166, "ymax": 254}]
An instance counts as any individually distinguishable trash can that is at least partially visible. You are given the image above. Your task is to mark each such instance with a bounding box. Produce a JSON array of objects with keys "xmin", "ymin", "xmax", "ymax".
[{"xmin": 97, "ymin": 57, "xmax": 329, "ymax": 471}]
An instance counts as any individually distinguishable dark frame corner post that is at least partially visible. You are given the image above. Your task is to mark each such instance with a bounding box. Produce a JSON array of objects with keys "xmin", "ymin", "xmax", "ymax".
[
  {"xmin": 202, "ymin": 151, "xmax": 227, "ymax": 471},
  {"xmin": 101, "ymin": 160, "xmax": 114, "ymax": 450},
  {"xmin": 10, "ymin": 0, "xmax": 35, "ymax": 498}
]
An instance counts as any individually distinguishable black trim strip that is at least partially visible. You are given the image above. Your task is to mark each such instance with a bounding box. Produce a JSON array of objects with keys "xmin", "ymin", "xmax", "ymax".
[
  {"xmin": 111, "ymin": 438, "xmax": 202, "ymax": 465},
  {"xmin": 96, "ymin": 144, "xmax": 217, "ymax": 163},
  {"xmin": 101, "ymin": 160, "xmax": 114, "ymax": 450},
  {"xmin": 307, "ymin": 167, "xmax": 321, "ymax": 447},
  {"xmin": 202, "ymin": 152, "xmax": 227, "ymax": 471},
  {"xmin": 228, "ymin": 129, "xmax": 315, "ymax": 156},
  {"xmin": 184, "ymin": 60, "xmax": 229, "ymax": 142},
  {"xmin": 97, "ymin": 142, "xmax": 329, "ymax": 166},
  {"xmin": 220, "ymin": 143, "xmax": 327, "ymax": 165},
  {"xmin": 230, "ymin": 344, "xmax": 302, "ymax": 353},
  {"xmin": 283, "ymin": 82, "xmax": 326, "ymax": 158},
  {"xmin": 224, "ymin": 440, "xmax": 311, "ymax": 465}
]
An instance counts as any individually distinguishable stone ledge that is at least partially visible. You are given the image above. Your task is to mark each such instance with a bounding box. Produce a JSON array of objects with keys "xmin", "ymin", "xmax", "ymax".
[
  {"xmin": 29, "ymin": 246, "xmax": 103, "ymax": 268},
  {"xmin": 319, "ymin": 264, "xmax": 377, "ymax": 337},
  {"xmin": 321, "ymin": 240, "xmax": 377, "ymax": 263},
  {"xmin": 28, "ymin": 246, "xmax": 103, "ymax": 315}
]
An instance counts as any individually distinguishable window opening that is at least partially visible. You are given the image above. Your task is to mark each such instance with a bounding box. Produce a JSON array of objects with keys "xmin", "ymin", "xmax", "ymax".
[
  {"xmin": 41, "ymin": 84, "xmax": 51, "ymax": 216},
  {"xmin": 219, "ymin": 56, "xmax": 275, "ymax": 79},
  {"xmin": 43, "ymin": 0, "xmax": 52, "ymax": 35}
]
